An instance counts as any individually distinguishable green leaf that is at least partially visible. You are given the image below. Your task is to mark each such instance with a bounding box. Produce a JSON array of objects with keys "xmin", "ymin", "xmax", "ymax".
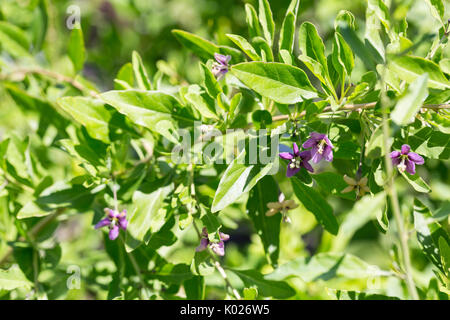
[
  {"xmin": 231, "ymin": 62, "xmax": 317, "ymax": 104},
  {"xmin": 331, "ymin": 192, "xmax": 386, "ymax": 252},
  {"xmin": 0, "ymin": 266, "xmax": 32, "ymax": 291},
  {"xmin": 57, "ymin": 96, "xmax": 111, "ymax": 143},
  {"xmin": 115, "ymin": 62, "xmax": 134, "ymax": 89},
  {"xmin": 0, "ymin": 21, "xmax": 31, "ymax": 57},
  {"xmin": 291, "ymin": 177, "xmax": 339, "ymax": 235},
  {"xmin": 100, "ymin": 89, "xmax": 187, "ymax": 143},
  {"xmin": 332, "ymin": 32, "xmax": 354, "ymax": 78},
  {"xmin": 125, "ymin": 184, "xmax": 174, "ymax": 252},
  {"xmin": 226, "ymin": 34, "xmax": 260, "ymax": 61},
  {"xmin": 252, "ymin": 37, "xmax": 274, "ymax": 62},
  {"xmin": 200, "ymin": 63, "xmax": 222, "ymax": 98},
  {"xmin": 172, "ymin": 29, "xmax": 218, "ymax": 60},
  {"xmin": 266, "ymin": 252, "xmax": 391, "ymax": 282},
  {"xmin": 247, "ymin": 176, "xmax": 281, "ymax": 266},
  {"xmin": 298, "ymin": 22, "xmax": 333, "ymax": 92},
  {"xmin": 413, "ymin": 199, "xmax": 450, "ymax": 274},
  {"xmin": 400, "ymin": 171, "xmax": 431, "ymax": 193},
  {"xmin": 279, "ymin": 0, "xmax": 299, "ymax": 54},
  {"xmin": 364, "ymin": 5, "xmax": 385, "ymax": 62},
  {"xmin": 184, "ymin": 85, "xmax": 218, "ymax": 119},
  {"xmin": 229, "ymin": 269, "xmax": 295, "ymax": 299},
  {"xmin": 408, "ymin": 127, "xmax": 449, "ymax": 160},
  {"xmin": 258, "ymin": 0, "xmax": 275, "ymax": 45},
  {"xmin": 243, "ymin": 287, "xmax": 258, "ymax": 300},
  {"xmin": 391, "ymin": 73, "xmax": 429, "ymax": 126},
  {"xmin": 212, "ymin": 147, "xmax": 278, "ymax": 213},
  {"xmin": 439, "ymin": 237, "xmax": 450, "ymax": 277},
  {"xmin": 424, "ymin": 0, "xmax": 446, "ymax": 26},
  {"xmin": 245, "ymin": 4, "xmax": 262, "ymax": 39},
  {"xmin": 184, "ymin": 276, "xmax": 205, "ymax": 300},
  {"xmin": 132, "ymin": 51, "xmax": 152, "ymax": 90},
  {"xmin": 68, "ymin": 26, "xmax": 86, "ymax": 73},
  {"xmin": 388, "ymin": 56, "xmax": 450, "ymax": 90},
  {"xmin": 439, "ymin": 59, "xmax": 450, "ymax": 75}
]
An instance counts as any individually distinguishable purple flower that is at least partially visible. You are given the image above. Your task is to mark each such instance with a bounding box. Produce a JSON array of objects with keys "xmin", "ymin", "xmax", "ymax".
[
  {"xmin": 279, "ymin": 142, "xmax": 314, "ymax": 177},
  {"xmin": 212, "ymin": 53, "xmax": 231, "ymax": 79},
  {"xmin": 196, "ymin": 227, "xmax": 230, "ymax": 256},
  {"xmin": 390, "ymin": 144, "xmax": 424, "ymax": 175},
  {"xmin": 302, "ymin": 132, "xmax": 334, "ymax": 163},
  {"xmin": 95, "ymin": 208, "xmax": 128, "ymax": 240}
]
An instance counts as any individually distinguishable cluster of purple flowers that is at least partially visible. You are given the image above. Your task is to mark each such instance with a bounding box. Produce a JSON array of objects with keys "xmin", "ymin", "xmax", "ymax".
[
  {"xmin": 279, "ymin": 132, "xmax": 334, "ymax": 177},
  {"xmin": 95, "ymin": 208, "xmax": 128, "ymax": 240},
  {"xmin": 196, "ymin": 227, "xmax": 230, "ymax": 256}
]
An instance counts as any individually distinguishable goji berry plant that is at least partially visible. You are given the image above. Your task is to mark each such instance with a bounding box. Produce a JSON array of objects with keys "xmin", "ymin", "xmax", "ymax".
[{"xmin": 0, "ymin": 0, "xmax": 449, "ymax": 300}]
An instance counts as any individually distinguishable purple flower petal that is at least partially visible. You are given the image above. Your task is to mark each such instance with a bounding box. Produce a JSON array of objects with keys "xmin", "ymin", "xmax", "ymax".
[
  {"xmin": 286, "ymin": 166, "xmax": 300, "ymax": 177},
  {"xmin": 408, "ymin": 152, "xmax": 424, "ymax": 165},
  {"xmin": 95, "ymin": 218, "xmax": 111, "ymax": 229},
  {"xmin": 323, "ymin": 135, "xmax": 334, "ymax": 148},
  {"xmin": 299, "ymin": 150, "xmax": 312, "ymax": 161},
  {"xmin": 118, "ymin": 217, "xmax": 128, "ymax": 230},
  {"xmin": 293, "ymin": 143, "xmax": 300, "ymax": 156},
  {"xmin": 302, "ymin": 138, "xmax": 316, "ymax": 149},
  {"xmin": 219, "ymin": 232, "xmax": 230, "ymax": 241},
  {"xmin": 279, "ymin": 152, "xmax": 294, "ymax": 160},
  {"xmin": 390, "ymin": 151, "xmax": 401, "ymax": 159},
  {"xmin": 310, "ymin": 132, "xmax": 325, "ymax": 140},
  {"xmin": 211, "ymin": 241, "xmax": 225, "ymax": 256},
  {"xmin": 401, "ymin": 144, "xmax": 411, "ymax": 155},
  {"xmin": 109, "ymin": 225, "xmax": 120, "ymax": 240},
  {"xmin": 196, "ymin": 238, "xmax": 209, "ymax": 252},
  {"xmin": 302, "ymin": 161, "xmax": 314, "ymax": 173},
  {"xmin": 311, "ymin": 147, "xmax": 323, "ymax": 164},
  {"xmin": 323, "ymin": 146, "xmax": 333, "ymax": 162},
  {"xmin": 391, "ymin": 157, "xmax": 401, "ymax": 166},
  {"xmin": 405, "ymin": 159, "xmax": 416, "ymax": 175},
  {"xmin": 214, "ymin": 53, "xmax": 231, "ymax": 65}
]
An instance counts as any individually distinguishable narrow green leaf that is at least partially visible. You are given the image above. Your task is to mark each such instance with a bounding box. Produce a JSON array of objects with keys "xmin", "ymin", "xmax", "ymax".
[
  {"xmin": 424, "ymin": 0, "xmax": 446, "ymax": 26},
  {"xmin": 258, "ymin": 0, "xmax": 275, "ymax": 45},
  {"xmin": 100, "ymin": 89, "xmax": 187, "ymax": 143},
  {"xmin": 57, "ymin": 96, "xmax": 111, "ymax": 143},
  {"xmin": 245, "ymin": 4, "xmax": 262, "ymax": 39},
  {"xmin": 68, "ymin": 26, "xmax": 86, "ymax": 73},
  {"xmin": 226, "ymin": 34, "xmax": 260, "ymax": 61},
  {"xmin": 172, "ymin": 29, "xmax": 219, "ymax": 60},
  {"xmin": 291, "ymin": 177, "xmax": 339, "ymax": 235},
  {"xmin": 212, "ymin": 148, "xmax": 277, "ymax": 213},
  {"xmin": 400, "ymin": 171, "xmax": 431, "ymax": 193},
  {"xmin": 391, "ymin": 73, "xmax": 429, "ymax": 126},
  {"xmin": 185, "ymin": 85, "xmax": 218, "ymax": 119},
  {"xmin": 389, "ymin": 56, "xmax": 450, "ymax": 90},
  {"xmin": 126, "ymin": 184, "xmax": 174, "ymax": 252},
  {"xmin": 413, "ymin": 199, "xmax": 449, "ymax": 274},
  {"xmin": 231, "ymin": 62, "xmax": 317, "ymax": 104},
  {"xmin": 247, "ymin": 176, "xmax": 281, "ymax": 266},
  {"xmin": 200, "ymin": 63, "xmax": 222, "ymax": 98},
  {"xmin": 0, "ymin": 266, "xmax": 32, "ymax": 291},
  {"xmin": 132, "ymin": 51, "xmax": 152, "ymax": 90}
]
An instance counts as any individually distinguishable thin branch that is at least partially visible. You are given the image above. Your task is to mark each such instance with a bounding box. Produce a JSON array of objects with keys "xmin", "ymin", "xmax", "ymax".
[
  {"xmin": 379, "ymin": 73, "xmax": 420, "ymax": 300},
  {"xmin": 1, "ymin": 68, "xmax": 99, "ymax": 98}
]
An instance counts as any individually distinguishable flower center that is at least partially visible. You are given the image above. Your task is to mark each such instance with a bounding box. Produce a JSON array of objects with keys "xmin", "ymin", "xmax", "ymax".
[
  {"xmin": 289, "ymin": 157, "xmax": 302, "ymax": 169},
  {"xmin": 317, "ymin": 139, "xmax": 327, "ymax": 154},
  {"xmin": 397, "ymin": 159, "xmax": 406, "ymax": 172}
]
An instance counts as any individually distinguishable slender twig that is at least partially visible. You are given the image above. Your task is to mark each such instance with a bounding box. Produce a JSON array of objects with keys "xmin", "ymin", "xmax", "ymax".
[
  {"xmin": 1, "ymin": 68, "xmax": 99, "ymax": 97},
  {"xmin": 379, "ymin": 72, "xmax": 419, "ymax": 300}
]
